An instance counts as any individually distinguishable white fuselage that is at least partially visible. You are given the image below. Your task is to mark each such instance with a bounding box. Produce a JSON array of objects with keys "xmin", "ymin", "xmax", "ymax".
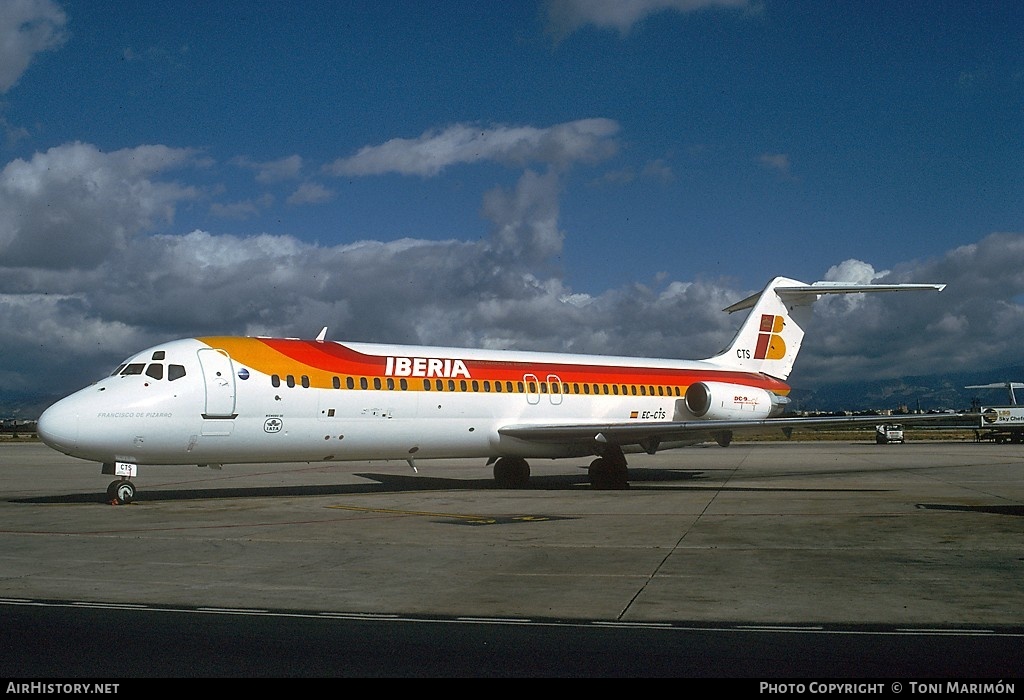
[{"xmin": 37, "ymin": 337, "xmax": 788, "ymax": 467}]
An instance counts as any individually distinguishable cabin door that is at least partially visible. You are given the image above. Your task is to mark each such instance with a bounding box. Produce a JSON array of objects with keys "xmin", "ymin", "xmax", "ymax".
[{"xmin": 197, "ymin": 348, "xmax": 237, "ymax": 417}]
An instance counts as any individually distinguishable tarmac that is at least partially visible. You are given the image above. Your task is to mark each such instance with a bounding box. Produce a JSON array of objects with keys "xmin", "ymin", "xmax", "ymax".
[{"xmin": 1, "ymin": 437, "xmax": 1022, "ymax": 626}]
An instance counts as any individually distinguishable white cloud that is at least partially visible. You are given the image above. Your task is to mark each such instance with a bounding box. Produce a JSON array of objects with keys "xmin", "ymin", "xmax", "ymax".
[
  {"xmin": 0, "ymin": 0, "xmax": 67, "ymax": 93},
  {"xmin": 233, "ymin": 155, "xmax": 304, "ymax": 183},
  {"xmin": 0, "ymin": 143, "xmax": 200, "ymax": 268},
  {"xmin": 326, "ymin": 119, "xmax": 620, "ymax": 177},
  {"xmin": 210, "ymin": 194, "xmax": 274, "ymax": 220},
  {"xmin": 823, "ymin": 259, "xmax": 887, "ymax": 284},
  {"xmin": 6, "ymin": 225, "xmax": 1024, "ymax": 408},
  {"xmin": 546, "ymin": 0, "xmax": 750, "ymax": 37},
  {"xmin": 758, "ymin": 152, "xmax": 791, "ymax": 176},
  {"xmin": 2, "ymin": 140, "xmax": 1023, "ymax": 414},
  {"xmin": 482, "ymin": 169, "xmax": 564, "ymax": 262},
  {"xmin": 287, "ymin": 182, "xmax": 333, "ymax": 205},
  {"xmin": 794, "ymin": 233, "xmax": 1024, "ymax": 385}
]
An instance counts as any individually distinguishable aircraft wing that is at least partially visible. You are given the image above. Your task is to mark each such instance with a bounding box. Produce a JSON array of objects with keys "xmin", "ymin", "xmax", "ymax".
[{"xmin": 498, "ymin": 412, "xmax": 969, "ymax": 452}]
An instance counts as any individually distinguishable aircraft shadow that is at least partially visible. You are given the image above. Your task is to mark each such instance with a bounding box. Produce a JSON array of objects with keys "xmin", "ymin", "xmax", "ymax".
[
  {"xmin": 11, "ymin": 466, "xmax": 708, "ymax": 504},
  {"xmin": 11, "ymin": 464, "xmax": 892, "ymax": 505},
  {"xmin": 917, "ymin": 503, "xmax": 1024, "ymax": 517}
]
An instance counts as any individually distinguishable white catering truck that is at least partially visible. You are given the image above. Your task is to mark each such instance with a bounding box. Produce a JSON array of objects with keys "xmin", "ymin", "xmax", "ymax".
[{"xmin": 977, "ymin": 406, "xmax": 1024, "ymax": 443}]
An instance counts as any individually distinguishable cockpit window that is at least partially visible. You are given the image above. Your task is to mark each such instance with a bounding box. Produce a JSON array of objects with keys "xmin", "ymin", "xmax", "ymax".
[
  {"xmin": 152, "ymin": 351, "xmax": 166, "ymax": 361},
  {"xmin": 111, "ymin": 359, "xmax": 184, "ymax": 381}
]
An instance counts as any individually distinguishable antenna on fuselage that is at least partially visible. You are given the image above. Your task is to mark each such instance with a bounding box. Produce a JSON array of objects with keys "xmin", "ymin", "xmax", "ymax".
[{"xmin": 316, "ymin": 327, "xmax": 328, "ymax": 342}]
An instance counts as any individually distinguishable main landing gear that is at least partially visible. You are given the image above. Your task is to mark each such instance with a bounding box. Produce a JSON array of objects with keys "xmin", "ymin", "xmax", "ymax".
[
  {"xmin": 493, "ymin": 457, "xmax": 531, "ymax": 489},
  {"xmin": 587, "ymin": 445, "xmax": 630, "ymax": 490},
  {"xmin": 491, "ymin": 446, "xmax": 630, "ymax": 490}
]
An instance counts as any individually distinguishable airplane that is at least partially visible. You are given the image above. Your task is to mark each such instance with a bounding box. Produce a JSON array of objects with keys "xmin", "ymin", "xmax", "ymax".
[
  {"xmin": 965, "ymin": 382, "xmax": 1024, "ymax": 443},
  {"xmin": 965, "ymin": 382, "xmax": 1024, "ymax": 406},
  {"xmin": 37, "ymin": 276, "xmax": 952, "ymax": 504}
]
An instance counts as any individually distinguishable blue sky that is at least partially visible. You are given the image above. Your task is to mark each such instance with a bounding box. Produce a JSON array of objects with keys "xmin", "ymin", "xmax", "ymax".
[{"xmin": 1, "ymin": 0, "xmax": 1023, "ymax": 409}]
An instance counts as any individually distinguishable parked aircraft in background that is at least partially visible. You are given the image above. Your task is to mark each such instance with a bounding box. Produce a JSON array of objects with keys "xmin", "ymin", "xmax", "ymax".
[
  {"xmin": 967, "ymin": 382, "xmax": 1024, "ymax": 443},
  {"xmin": 966, "ymin": 382, "xmax": 1024, "ymax": 406},
  {"xmin": 38, "ymin": 276, "xmax": 950, "ymax": 503}
]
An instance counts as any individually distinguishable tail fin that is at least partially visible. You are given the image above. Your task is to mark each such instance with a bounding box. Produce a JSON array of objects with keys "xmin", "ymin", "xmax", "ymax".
[{"xmin": 708, "ymin": 276, "xmax": 945, "ymax": 380}]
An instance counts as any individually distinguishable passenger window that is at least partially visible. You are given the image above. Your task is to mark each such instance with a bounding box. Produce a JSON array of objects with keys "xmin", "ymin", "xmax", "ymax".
[
  {"xmin": 347, "ymin": 377, "xmax": 355, "ymax": 390},
  {"xmin": 145, "ymin": 364, "xmax": 164, "ymax": 380},
  {"xmin": 286, "ymin": 375, "xmax": 296, "ymax": 388},
  {"xmin": 333, "ymin": 377, "xmax": 341, "ymax": 389},
  {"xmin": 301, "ymin": 375, "xmax": 310, "ymax": 388},
  {"xmin": 168, "ymin": 365, "xmax": 186, "ymax": 381},
  {"xmin": 272, "ymin": 374, "xmax": 281, "ymax": 388}
]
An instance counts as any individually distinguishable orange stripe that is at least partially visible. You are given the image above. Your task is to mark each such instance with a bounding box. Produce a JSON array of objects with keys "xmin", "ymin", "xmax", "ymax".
[{"xmin": 197, "ymin": 337, "xmax": 791, "ymax": 395}]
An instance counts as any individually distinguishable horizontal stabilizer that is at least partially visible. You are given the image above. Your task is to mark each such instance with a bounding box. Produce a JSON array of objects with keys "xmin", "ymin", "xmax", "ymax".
[
  {"xmin": 710, "ymin": 277, "xmax": 945, "ymax": 380},
  {"xmin": 723, "ymin": 282, "xmax": 947, "ymax": 313}
]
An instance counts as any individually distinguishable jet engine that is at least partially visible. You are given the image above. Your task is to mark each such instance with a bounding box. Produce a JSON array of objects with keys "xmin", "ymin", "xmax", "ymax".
[{"xmin": 679, "ymin": 381, "xmax": 789, "ymax": 421}]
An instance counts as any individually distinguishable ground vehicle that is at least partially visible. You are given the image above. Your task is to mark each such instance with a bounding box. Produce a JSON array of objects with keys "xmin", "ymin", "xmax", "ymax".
[
  {"xmin": 977, "ymin": 406, "xmax": 1024, "ymax": 443},
  {"xmin": 875, "ymin": 424, "xmax": 905, "ymax": 444}
]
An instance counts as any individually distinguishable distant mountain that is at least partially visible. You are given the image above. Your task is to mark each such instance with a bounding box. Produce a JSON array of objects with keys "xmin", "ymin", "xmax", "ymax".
[
  {"xmin": 789, "ymin": 365, "xmax": 1024, "ymax": 413},
  {"xmin": 0, "ymin": 391, "xmax": 63, "ymax": 422}
]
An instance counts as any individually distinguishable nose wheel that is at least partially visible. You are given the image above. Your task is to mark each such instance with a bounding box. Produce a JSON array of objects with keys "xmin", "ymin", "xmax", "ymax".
[{"xmin": 106, "ymin": 479, "xmax": 136, "ymax": 505}]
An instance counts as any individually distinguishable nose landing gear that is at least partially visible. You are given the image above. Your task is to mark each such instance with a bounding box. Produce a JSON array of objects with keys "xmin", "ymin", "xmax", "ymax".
[
  {"xmin": 106, "ymin": 479, "xmax": 136, "ymax": 505},
  {"xmin": 102, "ymin": 461, "xmax": 139, "ymax": 505}
]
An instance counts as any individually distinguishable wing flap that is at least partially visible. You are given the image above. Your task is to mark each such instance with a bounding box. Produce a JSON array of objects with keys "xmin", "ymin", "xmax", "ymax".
[{"xmin": 498, "ymin": 413, "xmax": 967, "ymax": 449}]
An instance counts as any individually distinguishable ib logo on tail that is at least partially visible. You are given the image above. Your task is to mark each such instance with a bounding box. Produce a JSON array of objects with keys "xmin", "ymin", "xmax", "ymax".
[{"xmin": 754, "ymin": 314, "xmax": 786, "ymax": 360}]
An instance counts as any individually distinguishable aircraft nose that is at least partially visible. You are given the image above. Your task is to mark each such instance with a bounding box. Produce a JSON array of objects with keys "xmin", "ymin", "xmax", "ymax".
[{"xmin": 37, "ymin": 399, "xmax": 80, "ymax": 454}]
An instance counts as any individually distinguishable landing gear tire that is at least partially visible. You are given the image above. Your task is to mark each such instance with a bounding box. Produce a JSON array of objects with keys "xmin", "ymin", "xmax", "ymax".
[
  {"xmin": 493, "ymin": 457, "xmax": 530, "ymax": 489},
  {"xmin": 588, "ymin": 457, "xmax": 629, "ymax": 490},
  {"xmin": 106, "ymin": 480, "xmax": 135, "ymax": 505}
]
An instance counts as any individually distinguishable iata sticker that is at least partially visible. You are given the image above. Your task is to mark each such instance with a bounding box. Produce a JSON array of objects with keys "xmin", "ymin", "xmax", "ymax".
[{"xmin": 264, "ymin": 418, "xmax": 283, "ymax": 433}]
